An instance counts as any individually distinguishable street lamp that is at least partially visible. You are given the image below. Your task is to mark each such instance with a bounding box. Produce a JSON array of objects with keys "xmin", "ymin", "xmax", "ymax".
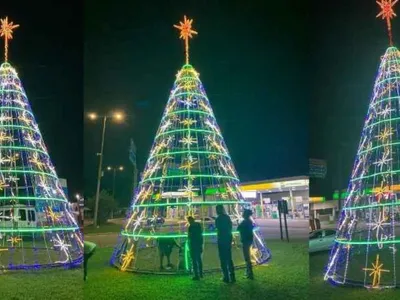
[
  {"xmin": 106, "ymin": 165, "xmax": 124, "ymax": 220},
  {"xmin": 88, "ymin": 111, "xmax": 125, "ymax": 228}
]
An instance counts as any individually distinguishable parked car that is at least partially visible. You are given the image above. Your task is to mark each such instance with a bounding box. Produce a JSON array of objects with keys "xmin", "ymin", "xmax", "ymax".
[{"xmin": 309, "ymin": 229, "xmax": 336, "ymax": 253}]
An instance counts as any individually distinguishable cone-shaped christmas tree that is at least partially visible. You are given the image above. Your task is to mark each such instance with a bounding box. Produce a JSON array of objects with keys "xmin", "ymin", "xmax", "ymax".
[
  {"xmin": 325, "ymin": 2, "xmax": 400, "ymax": 289},
  {"xmin": 111, "ymin": 16, "xmax": 270, "ymax": 273},
  {"xmin": 0, "ymin": 17, "xmax": 83, "ymax": 271}
]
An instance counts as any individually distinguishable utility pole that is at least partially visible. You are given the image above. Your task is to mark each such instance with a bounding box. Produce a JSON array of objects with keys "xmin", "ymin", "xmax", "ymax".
[{"xmin": 94, "ymin": 116, "xmax": 107, "ymax": 228}]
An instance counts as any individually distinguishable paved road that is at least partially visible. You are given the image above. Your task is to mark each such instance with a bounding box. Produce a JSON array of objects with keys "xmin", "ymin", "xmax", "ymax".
[{"xmin": 254, "ymin": 218, "xmax": 308, "ymax": 240}]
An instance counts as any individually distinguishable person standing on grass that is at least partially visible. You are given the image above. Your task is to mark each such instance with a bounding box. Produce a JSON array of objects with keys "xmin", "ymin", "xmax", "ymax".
[
  {"xmin": 84, "ymin": 241, "xmax": 97, "ymax": 281},
  {"xmin": 215, "ymin": 205, "xmax": 236, "ymax": 283},
  {"xmin": 187, "ymin": 216, "xmax": 203, "ymax": 280},
  {"xmin": 158, "ymin": 238, "xmax": 181, "ymax": 270},
  {"xmin": 237, "ymin": 209, "xmax": 254, "ymax": 279}
]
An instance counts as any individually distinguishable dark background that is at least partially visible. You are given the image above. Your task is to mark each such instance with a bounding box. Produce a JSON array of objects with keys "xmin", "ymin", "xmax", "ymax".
[
  {"xmin": 3, "ymin": 0, "xmax": 394, "ymax": 206},
  {"xmin": 84, "ymin": 0, "xmax": 309, "ymax": 207},
  {"xmin": 309, "ymin": 0, "xmax": 400, "ymax": 197},
  {"xmin": 1, "ymin": 2, "xmax": 83, "ymax": 199}
]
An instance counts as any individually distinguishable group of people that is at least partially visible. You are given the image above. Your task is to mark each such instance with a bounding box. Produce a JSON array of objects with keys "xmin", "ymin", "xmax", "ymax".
[
  {"xmin": 85, "ymin": 205, "xmax": 256, "ymax": 282},
  {"xmin": 160, "ymin": 204, "xmax": 255, "ymax": 282}
]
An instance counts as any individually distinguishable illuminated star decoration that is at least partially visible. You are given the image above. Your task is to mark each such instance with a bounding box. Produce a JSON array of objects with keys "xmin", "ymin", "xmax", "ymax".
[
  {"xmin": 5, "ymin": 175, "xmax": 19, "ymax": 183},
  {"xmin": 368, "ymin": 211, "xmax": 390, "ymax": 248},
  {"xmin": 0, "ymin": 17, "xmax": 19, "ymax": 62},
  {"xmin": 29, "ymin": 152, "xmax": 45, "ymax": 170},
  {"xmin": 0, "ymin": 114, "xmax": 12, "ymax": 122},
  {"xmin": 53, "ymin": 234, "xmax": 72, "ymax": 263},
  {"xmin": 250, "ymin": 246, "xmax": 260, "ymax": 264},
  {"xmin": 0, "ymin": 155, "xmax": 11, "ymax": 165},
  {"xmin": 180, "ymin": 118, "xmax": 197, "ymax": 127},
  {"xmin": 0, "ymin": 131, "xmax": 13, "ymax": 142},
  {"xmin": 373, "ymin": 151, "xmax": 392, "ymax": 171},
  {"xmin": 13, "ymin": 97, "xmax": 27, "ymax": 108},
  {"xmin": 376, "ymin": 127, "xmax": 394, "ymax": 141},
  {"xmin": 6, "ymin": 154, "xmax": 19, "ymax": 163},
  {"xmin": 159, "ymin": 119, "xmax": 172, "ymax": 133},
  {"xmin": 378, "ymin": 105, "xmax": 394, "ymax": 118},
  {"xmin": 179, "ymin": 159, "xmax": 197, "ymax": 171},
  {"xmin": 179, "ymin": 134, "xmax": 198, "ymax": 146},
  {"xmin": 179, "ymin": 96, "xmax": 195, "ymax": 108},
  {"xmin": 375, "ymin": 182, "xmax": 390, "ymax": 202},
  {"xmin": 18, "ymin": 112, "xmax": 31, "ymax": 125},
  {"xmin": 182, "ymin": 182, "xmax": 197, "ymax": 198},
  {"xmin": 121, "ymin": 244, "xmax": 135, "ymax": 271},
  {"xmin": 376, "ymin": 0, "xmax": 398, "ymax": 46},
  {"xmin": 208, "ymin": 153, "xmax": 218, "ymax": 160},
  {"xmin": 173, "ymin": 16, "xmax": 198, "ymax": 64},
  {"xmin": 363, "ymin": 254, "xmax": 390, "ymax": 288},
  {"xmin": 47, "ymin": 207, "xmax": 60, "ymax": 222},
  {"xmin": 0, "ymin": 180, "xmax": 9, "ymax": 191},
  {"xmin": 7, "ymin": 236, "xmax": 22, "ymax": 246}
]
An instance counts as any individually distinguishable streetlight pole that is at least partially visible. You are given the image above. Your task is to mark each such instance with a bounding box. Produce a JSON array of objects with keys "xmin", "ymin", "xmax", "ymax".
[
  {"xmin": 108, "ymin": 165, "xmax": 123, "ymax": 198},
  {"xmin": 89, "ymin": 111, "xmax": 125, "ymax": 228},
  {"xmin": 93, "ymin": 116, "xmax": 107, "ymax": 228},
  {"xmin": 112, "ymin": 167, "xmax": 116, "ymax": 198}
]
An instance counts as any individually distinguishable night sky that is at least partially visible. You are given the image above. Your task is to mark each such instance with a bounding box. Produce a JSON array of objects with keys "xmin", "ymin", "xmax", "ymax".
[
  {"xmin": 309, "ymin": 0, "xmax": 400, "ymax": 197},
  {"xmin": 84, "ymin": 0, "xmax": 309, "ymax": 206},
  {"xmin": 2, "ymin": 2, "xmax": 83, "ymax": 199},
  {"xmin": 3, "ymin": 1, "xmax": 394, "ymax": 205}
]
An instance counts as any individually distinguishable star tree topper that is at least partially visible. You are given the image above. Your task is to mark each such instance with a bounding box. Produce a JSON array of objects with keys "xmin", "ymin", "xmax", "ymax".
[
  {"xmin": 0, "ymin": 17, "xmax": 19, "ymax": 62},
  {"xmin": 174, "ymin": 16, "xmax": 198, "ymax": 64},
  {"xmin": 376, "ymin": 0, "xmax": 398, "ymax": 46}
]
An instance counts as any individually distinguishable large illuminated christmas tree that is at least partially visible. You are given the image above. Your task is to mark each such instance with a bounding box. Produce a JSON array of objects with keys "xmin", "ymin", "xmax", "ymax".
[
  {"xmin": 111, "ymin": 16, "xmax": 270, "ymax": 274},
  {"xmin": 325, "ymin": 1, "xmax": 400, "ymax": 289},
  {"xmin": 0, "ymin": 17, "xmax": 83, "ymax": 271}
]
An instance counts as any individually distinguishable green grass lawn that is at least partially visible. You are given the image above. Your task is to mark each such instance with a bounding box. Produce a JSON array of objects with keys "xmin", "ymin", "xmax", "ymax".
[
  {"xmin": 309, "ymin": 251, "xmax": 400, "ymax": 299},
  {"xmin": 84, "ymin": 222, "xmax": 122, "ymax": 234},
  {"xmin": 84, "ymin": 239, "xmax": 308, "ymax": 300},
  {"xmin": 0, "ymin": 267, "xmax": 83, "ymax": 300}
]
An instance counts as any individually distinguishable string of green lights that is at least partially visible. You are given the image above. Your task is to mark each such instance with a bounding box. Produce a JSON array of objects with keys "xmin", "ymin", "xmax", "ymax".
[
  {"xmin": 132, "ymin": 200, "xmax": 245, "ymax": 208},
  {"xmin": 141, "ymin": 174, "xmax": 239, "ymax": 183},
  {"xmin": 163, "ymin": 109, "xmax": 213, "ymax": 119},
  {"xmin": 156, "ymin": 128, "xmax": 221, "ymax": 139},
  {"xmin": 343, "ymin": 201, "xmax": 400, "ymax": 210},
  {"xmin": 0, "ymin": 196, "xmax": 67, "ymax": 202},
  {"xmin": 0, "ymin": 124, "xmax": 41, "ymax": 133},
  {"xmin": 358, "ymin": 141, "xmax": 400, "ymax": 154},
  {"xmin": 121, "ymin": 228, "xmax": 260, "ymax": 239},
  {"xmin": 0, "ymin": 146, "xmax": 49, "ymax": 155},
  {"xmin": 0, "ymin": 169, "xmax": 57, "ymax": 178},
  {"xmin": 365, "ymin": 112, "xmax": 400, "ymax": 128},
  {"xmin": 350, "ymin": 169, "xmax": 400, "ymax": 181},
  {"xmin": 335, "ymin": 239, "xmax": 400, "ymax": 245},
  {"xmin": 0, "ymin": 106, "xmax": 33, "ymax": 116},
  {"xmin": 0, "ymin": 226, "xmax": 80, "ymax": 233},
  {"xmin": 152, "ymin": 150, "xmax": 230, "ymax": 159}
]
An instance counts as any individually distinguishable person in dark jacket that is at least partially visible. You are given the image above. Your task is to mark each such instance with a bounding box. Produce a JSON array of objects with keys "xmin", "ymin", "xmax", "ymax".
[
  {"xmin": 215, "ymin": 205, "xmax": 236, "ymax": 283},
  {"xmin": 187, "ymin": 216, "xmax": 204, "ymax": 280},
  {"xmin": 158, "ymin": 238, "xmax": 181, "ymax": 270},
  {"xmin": 238, "ymin": 209, "xmax": 254, "ymax": 279}
]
